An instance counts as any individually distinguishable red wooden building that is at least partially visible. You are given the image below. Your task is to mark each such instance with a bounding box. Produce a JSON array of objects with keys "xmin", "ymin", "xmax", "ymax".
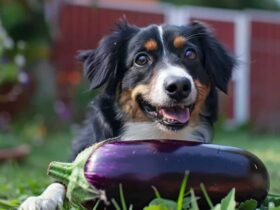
[{"xmin": 51, "ymin": 1, "xmax": 280, "ymax": 132}]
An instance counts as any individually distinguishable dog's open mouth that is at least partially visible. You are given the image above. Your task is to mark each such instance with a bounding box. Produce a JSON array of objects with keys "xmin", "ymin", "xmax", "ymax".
[{"xmin": 137, "ymin": 96, "xmax": 194, "ymax": 130}]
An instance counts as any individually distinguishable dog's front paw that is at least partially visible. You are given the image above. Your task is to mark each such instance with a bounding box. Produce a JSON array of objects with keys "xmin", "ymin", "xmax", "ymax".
[
  {"xmin": 19, "ymin": 196, "xmax": 63, "ymax": 210},
  {"xmin": 19, "ymin": 183, "xmax": 65, "ymax": 210}
]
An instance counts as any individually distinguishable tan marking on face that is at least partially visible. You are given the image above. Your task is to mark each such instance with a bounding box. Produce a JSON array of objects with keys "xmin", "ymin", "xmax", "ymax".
[
  {"xmin": 119, "ymin": 85, "xmax": 151, "ymax": 122},
  {"xmin": 144, "ymin": 39, "xmax": 158, "ymax": 51},
  {"xmin": 173, "ymin": 36, "xmax": 187, "ymax": 48},
  {"xmin": 131, "ymin": 84, "xmax": 150, "ymax": 101},
  {"xmin": 189, "ymin": 80, "xmax": 210, "ymax": 125}
]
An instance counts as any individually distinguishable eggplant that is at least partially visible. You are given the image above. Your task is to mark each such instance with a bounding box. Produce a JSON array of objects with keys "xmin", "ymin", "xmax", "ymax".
[{"xmin": 48, "ymin": 139, "xmax": 269, "ymax": 210}]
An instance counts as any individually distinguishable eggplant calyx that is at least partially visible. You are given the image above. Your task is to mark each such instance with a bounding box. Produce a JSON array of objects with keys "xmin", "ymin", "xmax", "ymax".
[
  {"xmin": 48, "ymin": 161, "xmax": 73, "ymax": 185},
  {"xmin": 48, "ymin": 145, "xmax": 109, "ymax": 209}
]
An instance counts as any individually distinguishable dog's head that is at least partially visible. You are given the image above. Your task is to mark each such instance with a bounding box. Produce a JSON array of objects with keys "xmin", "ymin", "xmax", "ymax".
[{"xmin": 78, "ymin": 21, "xmax": 235, "ymax": 131}]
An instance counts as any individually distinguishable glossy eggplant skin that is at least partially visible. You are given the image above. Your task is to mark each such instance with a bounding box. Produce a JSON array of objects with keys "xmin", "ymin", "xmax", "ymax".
[{"xmin": 84, "ymin": 140, "xmax": 269, "ymax": 209}]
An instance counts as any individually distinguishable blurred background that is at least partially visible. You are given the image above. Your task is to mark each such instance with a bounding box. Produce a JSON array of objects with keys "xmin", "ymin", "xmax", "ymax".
[{"xmin": 0, "ymin": 0, "xmax": 280, "ymax": 208}]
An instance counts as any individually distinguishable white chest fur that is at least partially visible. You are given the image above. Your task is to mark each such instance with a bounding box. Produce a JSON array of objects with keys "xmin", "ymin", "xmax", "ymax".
[{"xmin": 121, "ymin": 122, "xmax": 201, "ymax": 141}]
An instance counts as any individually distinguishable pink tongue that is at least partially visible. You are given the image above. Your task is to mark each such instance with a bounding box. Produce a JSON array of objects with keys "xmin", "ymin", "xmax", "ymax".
[{"xmin": 159, "ymin": 107, "xmax": 190, "ymax": 123}]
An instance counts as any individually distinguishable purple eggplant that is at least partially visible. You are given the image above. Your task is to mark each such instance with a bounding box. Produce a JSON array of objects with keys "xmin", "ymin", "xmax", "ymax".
[{"xmin": 48, "ymin": 139, "xmax": 269, "ymax": 210}]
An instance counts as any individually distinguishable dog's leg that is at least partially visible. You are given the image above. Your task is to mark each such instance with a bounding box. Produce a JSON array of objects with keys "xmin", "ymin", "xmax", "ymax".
[{"xmin": 19, "ymin": 183, "xmax": 65, "ymax": 210}]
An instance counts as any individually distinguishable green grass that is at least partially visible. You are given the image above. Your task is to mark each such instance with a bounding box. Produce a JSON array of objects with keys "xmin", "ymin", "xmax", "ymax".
[
  {"xmin": 0, "ymin": 129, "xmax": 279, "ymax": 209},
  {"xmin": 0, "ymin": 132, "xmax": 72, "ymax": 206}
]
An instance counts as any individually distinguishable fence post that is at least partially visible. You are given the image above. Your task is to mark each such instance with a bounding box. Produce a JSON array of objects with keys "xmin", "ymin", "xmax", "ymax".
[
  {"xmin": 164, "ymin": 5, "xmax": 189, "ymax": 25},
  {"xmin": 233, "ymin": 13, "xmax": 251, "ymax": 125}
]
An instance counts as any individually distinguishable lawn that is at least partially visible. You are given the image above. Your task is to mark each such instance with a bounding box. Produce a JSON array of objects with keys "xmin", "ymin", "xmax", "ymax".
[
  {"xmin": 0, "ymin": 129, "xmax": 279, "ymax": 209},
  {"xmin": 0, "ymin": 132, "xmax": 72, "ymax": 209}
]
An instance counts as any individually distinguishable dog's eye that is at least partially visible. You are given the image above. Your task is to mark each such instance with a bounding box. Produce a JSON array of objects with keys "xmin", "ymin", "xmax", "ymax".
[
  {"xmin": 134, "ymin": 53, "xmax": 149, "ymax": 66},
  {"xmin": 185, "ymin": 49, "xmax": 197, "ymax": 60}
]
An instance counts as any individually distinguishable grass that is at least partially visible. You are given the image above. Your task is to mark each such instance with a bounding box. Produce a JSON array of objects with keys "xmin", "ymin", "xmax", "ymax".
[
  {"xmin": 0, "ymin": 129, "xmax": 279, "ymax": 209},
  {"xmin": 0, "ymin": 132, "xmax": 72, "ymax": 207}
]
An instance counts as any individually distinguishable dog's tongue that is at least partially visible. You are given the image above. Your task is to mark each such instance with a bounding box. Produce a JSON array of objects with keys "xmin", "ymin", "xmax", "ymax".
[{"xmin": 159, "ymin": 106, "xmax": 190, "ymax": 123}]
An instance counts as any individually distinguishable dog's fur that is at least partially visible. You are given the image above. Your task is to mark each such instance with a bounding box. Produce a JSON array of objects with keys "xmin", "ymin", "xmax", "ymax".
[
  {"xmin": 20, "ymin": 21, "xmax": 235, "ymax": 210},
  {"xmin": 71, "ymin": 20, "xmax": 234, "ymax": 159}
]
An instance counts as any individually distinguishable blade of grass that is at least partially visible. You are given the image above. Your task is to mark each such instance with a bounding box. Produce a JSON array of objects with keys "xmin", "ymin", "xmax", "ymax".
[
  {"xmin": 220, "ymin": 188, "xmax": 235, "ymax": 210},
  {"xmin": 128, "ymin": 204, "xmax": 133, "ymax": 210},
  {"xmin": 119, "ymin": 184, "xmax": 128, "ymax": 210},
  {"xmin": 152, "ymin": 186, "xmax": 162, "ymax": 199},
  {"xmin": 190, "ymin": 189, "xmax": 199, "ymax": 210},
  {"xmin": 177, "ymin": 172, "xmax": 189, "ymax": 210},
  {"xmin": 200, "ymin": 183, "xmax": 214, "ymax": 209},
  {"xmin": 0, "ymin": 199, "xmax": 18, "ymax": 210},
  {"xmin": 92, "ymin": 200, "xmax": 100, "ymax": 210},
  {"xmin": 111, "ymin": 198, "xmax": 121, "ymax": 210},
  {"xmin": 269, "ymin": 193, "xmax": 280, "ymax": 198}
]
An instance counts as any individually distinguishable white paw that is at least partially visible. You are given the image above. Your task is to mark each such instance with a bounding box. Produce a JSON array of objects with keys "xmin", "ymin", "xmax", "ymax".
[
  {"xmin": 19, "ymin": 196, "xmax": 63, "ymax": 210},
  {"xmin": 19, "ymin": 183, "xmax": 65, "ymax": 210}
]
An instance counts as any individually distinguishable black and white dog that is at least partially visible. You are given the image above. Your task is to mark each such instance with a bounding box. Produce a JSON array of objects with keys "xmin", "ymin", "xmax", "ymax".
[{"xmin": 20, "ymin": 21, "xmax": 235, "ymax": 210}]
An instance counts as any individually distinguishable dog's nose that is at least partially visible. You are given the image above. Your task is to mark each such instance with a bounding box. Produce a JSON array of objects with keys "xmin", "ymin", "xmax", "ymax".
[{"xmin": 164, "ymin": 76, "xmax": 191, "ymax": 100}]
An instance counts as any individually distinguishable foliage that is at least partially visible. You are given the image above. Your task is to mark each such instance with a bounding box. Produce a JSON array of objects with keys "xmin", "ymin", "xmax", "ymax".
[
  {"xmin": 115, "ymin": 174, "xmax": 280, "ymax": 210},
  {"xmin": 0, "ymin": 18, "xmax": 26, "ymax": 85},
  {"xmin": 0, "ymin": 1, "xmax": 91, "ymax": 129},
  {"xmin": 0, "ymin": 0, "xmax": 49, "ymax": 62},
  {"xmin": 239, "ymin": 199, "xmax": 257, "ymax": 210},
  {"xmin": 0, "ymin": 1, "xmax": 48, "ymax": 44},
  {"xmin": 144, "ymin": 180, "xmax": 242, "ymax": 210},
  {"xmin": 0, "ymin": 1, "xmax": 51, "ymax": 128},
  {"xmin": 161, "ymin": 0, "xmax": 280, "ymax": 10},
  {"xmin": 0, "ymin": 1, "xmax": 96, "ymax": 130}
]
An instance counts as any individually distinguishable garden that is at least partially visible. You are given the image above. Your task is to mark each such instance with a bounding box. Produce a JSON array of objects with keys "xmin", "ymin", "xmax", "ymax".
[
  {"xmin": 1, "ymin": 1, "xmax": 280, "ymax": 210},
  {"xmin": 1, "ymin": 128, "xmax": 280, "ymax": 209}
]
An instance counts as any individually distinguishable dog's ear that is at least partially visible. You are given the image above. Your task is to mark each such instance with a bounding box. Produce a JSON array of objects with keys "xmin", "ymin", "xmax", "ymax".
[
  {"xmin": 190, "ymin": 21, "xmax": 235, "ymax": 94},
  {"xmin": 77, "ymin": 21, "xmax": 138, "ymax": 90}
]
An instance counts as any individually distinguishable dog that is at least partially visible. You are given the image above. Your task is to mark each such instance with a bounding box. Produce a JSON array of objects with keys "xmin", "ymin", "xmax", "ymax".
[{"xmin": 19, "ymin": 20, "xmax": 235, "ymax": 210}]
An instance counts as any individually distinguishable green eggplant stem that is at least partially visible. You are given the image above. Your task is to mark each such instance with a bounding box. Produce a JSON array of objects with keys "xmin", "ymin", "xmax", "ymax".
[
  {"xmin": 47, "ymin": 144, "xmax": 109, "ymax": 210},
  {"xmin": 47, "ymin": 161, "xmax": 74, "ymax": 186}
]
